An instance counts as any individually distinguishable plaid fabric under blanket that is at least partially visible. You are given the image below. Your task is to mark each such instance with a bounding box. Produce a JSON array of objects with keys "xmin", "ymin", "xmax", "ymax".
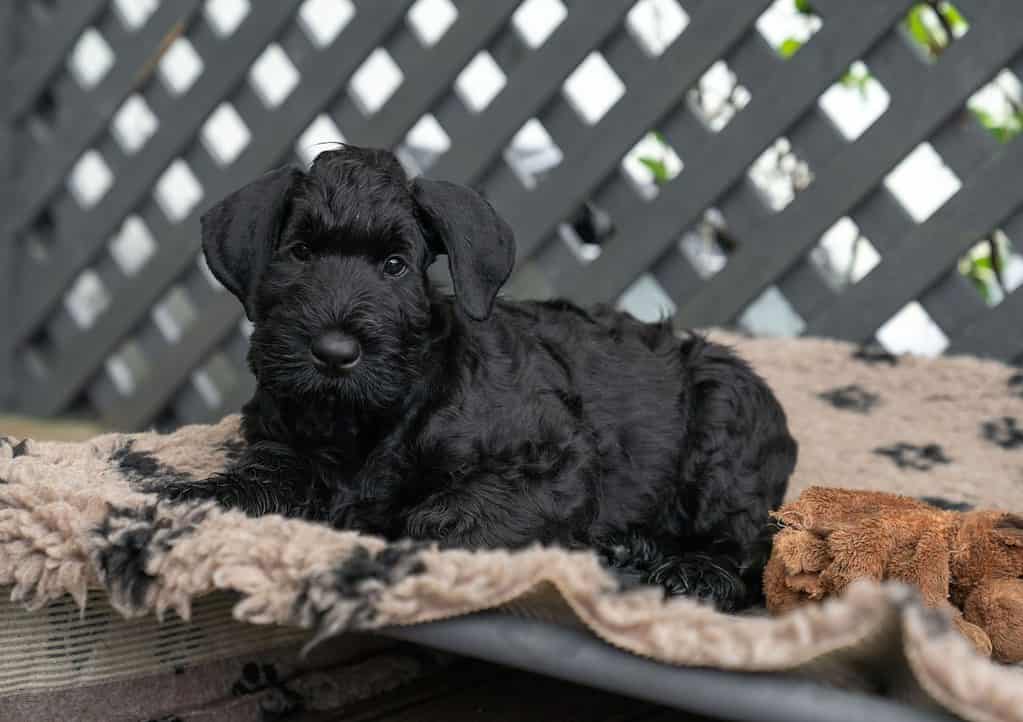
[{"xmin": 1, "ymin": 331, "xmax": 1021, "ymax": 722}]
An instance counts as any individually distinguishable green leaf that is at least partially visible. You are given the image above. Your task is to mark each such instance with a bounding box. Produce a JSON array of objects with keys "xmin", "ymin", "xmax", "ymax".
[
  {"xmin": 973, "ymin": 256, "xmax": 994, "ymax": 271},
  {"xmin": 638, "ymin": 156, "xmax": 671, "ymax": 184},
  {"xmin": 972, "ymin": 108, "xmax": 998, "ymax": 130},
  {"xmin": 959, "ymin": 258, "xmax": 993, "ymax": 303},
  {"xmin": 970, "ymin": 107, "xmax": 1022, "ymax": 144},
  {"xmin": 905, "ymin": 5, "xmax": 945, "ymax": 55},
  {"xmin": 905, "ymin": 7, "xmax": 931, "ymax": 46},
  {"xmin": 794, "ymin": 0, "xmax": 815, "ymax": 15},
  {"xmin": 939, "ymin": 2, "xmax": 968, "ymax": 32},
  {"xmin": 840, "ymin": 66, "xmax": 872, "ymax": 99},
  {"xmin": 973, "ymin": 278, "xmax": 993, "ymax": 304},
  {"xmin": 778, "ymin": 37, "xmax": 803, "ymax": 58}
]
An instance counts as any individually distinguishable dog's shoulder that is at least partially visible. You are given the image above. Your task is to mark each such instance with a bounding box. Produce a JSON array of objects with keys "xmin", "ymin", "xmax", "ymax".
[{"xmin": 492, "ymin": 298, "xmax": 679, "ymax": 351}]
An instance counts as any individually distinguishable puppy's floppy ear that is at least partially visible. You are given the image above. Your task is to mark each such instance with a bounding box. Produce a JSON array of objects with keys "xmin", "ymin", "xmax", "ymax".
[
  {"xmin": 201, "ymin": 166, "xmax": 302, "ymax": 320},
  {"xmin": 412, "ymin": 177, "xmax": 515, "ymax": 321}
]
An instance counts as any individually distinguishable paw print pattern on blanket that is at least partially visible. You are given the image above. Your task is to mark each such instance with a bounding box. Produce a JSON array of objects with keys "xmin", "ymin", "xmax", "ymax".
[
  {"xmin": 852, "ymin": 343, "xmax": 899, "ymax": 366},
  {"xmin": 1010, "ymin": 372, "xmax": 1023, "ymax": 399},
  {"xmin": 230, "ymin": 662, "xmax": 303, "ymax": 722},
  {"xmin": 981, "ymin": 417, "xmax": 1023, "ymax": 450},
  {"xmin": 817, "ymin": 384, "xmax": 880, "ymax": 413},
  {"xmin": 874, "ymin": 443, "xmax": 952, "ymax": 470}
]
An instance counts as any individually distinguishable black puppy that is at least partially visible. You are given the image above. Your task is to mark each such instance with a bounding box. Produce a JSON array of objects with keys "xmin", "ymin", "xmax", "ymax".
[{"xmin": 164, "ymin": 145, "xmax": 797, "ymax": 611}]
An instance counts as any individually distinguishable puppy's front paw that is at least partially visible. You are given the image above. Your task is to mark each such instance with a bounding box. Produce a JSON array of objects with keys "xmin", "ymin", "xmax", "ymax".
[{"xmin": 647, "ymin": 553, "xmax": 748, "ymax": 611}]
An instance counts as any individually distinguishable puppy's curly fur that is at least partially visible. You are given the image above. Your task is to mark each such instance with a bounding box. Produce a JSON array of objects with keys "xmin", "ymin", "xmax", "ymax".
[{"xmin": 158, "ymin": 146, "xmax": 797, "ymax": 611}]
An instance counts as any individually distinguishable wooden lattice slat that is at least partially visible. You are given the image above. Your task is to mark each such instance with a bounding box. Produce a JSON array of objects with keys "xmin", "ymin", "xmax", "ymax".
[
  {"xmin": 804, "ymin": 136, "xmax": 1023, "ymax": 340},
  {"xmin": 13, "ymin": 2, "xmax": 296, "ymax": 346},
  {"xmin": 8, "ymin": 0, "xmax": 108, "ymax": 119},
  {"xmin": 674, "ymin": 0, "xmax": 1023, "ymax": 329}
]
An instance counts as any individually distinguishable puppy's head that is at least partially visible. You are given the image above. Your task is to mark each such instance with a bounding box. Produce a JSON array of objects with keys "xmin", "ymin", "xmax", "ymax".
[{"xmin": 200, "ymin": 145, "xmax": 515, "ymax": 409}]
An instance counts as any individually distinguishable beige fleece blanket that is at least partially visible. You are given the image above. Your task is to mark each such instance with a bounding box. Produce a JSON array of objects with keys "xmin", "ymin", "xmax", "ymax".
[{"xmin": 1, "ymin": 332, "xmax": 1022, "ymax": 722}]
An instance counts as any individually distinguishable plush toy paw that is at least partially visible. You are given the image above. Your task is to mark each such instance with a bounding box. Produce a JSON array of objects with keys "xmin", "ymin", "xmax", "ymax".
[
  {"xmin": 953, "ymin": 615, "xmax": 994, "ymax": 657},
  {"xmin": 763, "ymin": 528, "xmax": 830, "ymax": 611},
  {"xmin": 773, "ymin": 528, "xmax": 830, "ymax": 579},
  {"xmin": 765, "ymin": 487, "xmax": 1023, "ymax": 665},
  {"xmin": 964, "ymin": 578, "xmax": 1023, "ymax": 663}
]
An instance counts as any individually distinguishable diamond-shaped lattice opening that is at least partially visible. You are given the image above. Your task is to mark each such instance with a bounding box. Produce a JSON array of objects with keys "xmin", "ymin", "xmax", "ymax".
[
  {"xmin": 295, "ymin": 113, "xmax": 346, "ymax": 165},
  {"xmin": 688, "ymin": 60, "xmax": 750, "ymax": 132},
  {"xmin": 621, "ymin": 131, "xmax": 683, "ymax": 200},
  {"xmin": 559, "ymin": 202, "xmax": 615, "ymax": 263},
  {"xmin": 398, "ymin": 114, "xmax": 452, "ymax": 175},
  {"xmin": 349, "ymin": 48, "xmax": 404, "ymax": 115},
  {"xmin": 24, "ymin": 211, "xmax": 55, "ymax": 264},
  {"xmin": 64, "ymin": 269, "xmax": 110, "ymax": 330},
  {"xmin": 1001, "ymin": 223, "xmax": 1023, "ymax": 290},
  {"xmin": 113, "ymin": 0, "xmax": 158, "ymax": 30},
  {"xmin": 810, "ymin": 216, "xmax": 881, "ymax": 292},
  {"xmin": 192, "ymin": 353, "xmax": 238, "ymax": 409},
  {"xmin": 617, "ymin": 273, "xmax": 677, "ymax": 323},
  {"xmin": 159, "ymin": 36, "xmax": 204, "ymax": 96},
  {"xmin": 68, "ymin": 149, "xmax": 113, "ymax": 209},
  {"xmin": 152, "ymin": 286, "xmax": 198, "ymax": 343},
  {"xmin": 513, "ymin": 0, "xmax": 567, "ymax": 49},
  {"xmin": 22, "ymin": 332, "xmax": 50, "ymax": 380},
  {"xmin": 505, "ymin": 118, "xmax": 563, "ymax": 189},
  {"xmin": 884, "ymin": 142, "xmax": 960, "ymax": 223},
  {"xmin": 68, "ymin": 28, "xmax": 114, "ymax": 89},
  {"xmin": 155, "ymin": 159, "xmax": 204, "ymax": 223},
  {"xmin": 299, "ymin": 0, "xmax": 355, "ymax": 49},
  {"xmin": 563, "ymin": 52, "xmax": 625, "ymax": 125},
  {"xmin": 747, "ymin": 137, "xmax": 814, "ymax": 212},
  {"xmin": 109, "ymin": 215, "xmax": 156, "ymax": 276},
  {"xmin": 901, "ymin": 2, "xmax": 969, "ymax": 63},
  {"xmin": 818, "ymin": 61, "xmax": 890, "ymax": 141},
  {"xmin": 29, "ymin": 87, "xmax": 57, "ymax": 136},
  {"xmin": 112, "ymin": 94, "xmax": 159, "ymax": 154},
  {"xmin": 756, "ymin": 0, "xmax": 821, "ymax": 59},
  {"xmin": 626, "ymin": 0, "xmax": 689, "ymax": 57},
  {"xmin": 192, "ymin": 370, "xmax": 222, "ymax": 409},
  {"xmin": 876, "ymin": 300, "xmax": 949, "ymax": 357},
  {"xmin": 250, "ymin": 43, "xmax": 300, "ymax": 109},
  {"xmin": 204, "ymin": 0, "xmax": 250, "ymax": 37},
  {"xmin": 455, "ymin": 51, "xmax": 507, "ymax": 113},
  {"xmin": 201, "ymin": 102, "xmax": 251, "ymax": 166},
  {"xmin": 958, "ymin": 230, "xmax": 1023, "ymax": 307},
  {"xmin": 408, "ymin": 0, "xmax": 457, "ymax": 47},
  {"xmin": 738, "ymin": 286, "xmax": 806, "ymax": 338},
  {"xmin": 967, "ymin": 68, "xmax": 1023, "ymax": 144},
  {"xmin": 679, "ymin": 208, "xmax": 732, "ymax": 279},
  {"xmin": 106, "ymin": 340, "xmax": 149, "ymax": 396}
]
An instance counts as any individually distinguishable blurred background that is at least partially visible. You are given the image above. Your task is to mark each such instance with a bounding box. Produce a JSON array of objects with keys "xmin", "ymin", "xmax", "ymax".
[{"xmin": 1, "ymin": 0, "xmax": 1022, "ymax": 438}]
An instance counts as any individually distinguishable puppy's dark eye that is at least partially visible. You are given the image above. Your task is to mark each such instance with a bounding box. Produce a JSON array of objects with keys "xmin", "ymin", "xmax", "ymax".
[
  {"xmin": 382, "ymin": 256, "xmax": 409, "ymax": 278},
  {"xmin": 289, "ymin": 243, "xmax": 312, "ymax": 262}
]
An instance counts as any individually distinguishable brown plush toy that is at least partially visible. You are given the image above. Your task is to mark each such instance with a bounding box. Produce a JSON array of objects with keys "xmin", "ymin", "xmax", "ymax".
[{"xmin": 764, "ymin": 487, "xmax": 1023, "ymax": 662}]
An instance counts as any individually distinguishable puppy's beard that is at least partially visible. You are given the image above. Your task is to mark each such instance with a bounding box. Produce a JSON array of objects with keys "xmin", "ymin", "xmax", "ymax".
[{"xmin": 253, "ymin": 340, "xmax": 412, "ymax": 414}]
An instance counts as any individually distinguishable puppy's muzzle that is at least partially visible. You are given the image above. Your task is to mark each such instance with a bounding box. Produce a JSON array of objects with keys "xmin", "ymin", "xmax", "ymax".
[{"xmin": 311, "ymin": 330, "xmax": 362, "ymax": 372}]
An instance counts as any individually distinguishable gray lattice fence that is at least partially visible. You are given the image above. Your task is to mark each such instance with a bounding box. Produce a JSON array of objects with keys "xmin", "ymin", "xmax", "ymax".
[{"xmin": 2, "ymin": 0, "xmax": 1023, "ymax": 432}]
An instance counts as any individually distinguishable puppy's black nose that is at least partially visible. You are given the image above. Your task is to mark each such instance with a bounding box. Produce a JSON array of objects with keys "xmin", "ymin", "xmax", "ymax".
[{"xmin": 311, "ymin": 331, "xmax": 361, "ymax": 369}]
